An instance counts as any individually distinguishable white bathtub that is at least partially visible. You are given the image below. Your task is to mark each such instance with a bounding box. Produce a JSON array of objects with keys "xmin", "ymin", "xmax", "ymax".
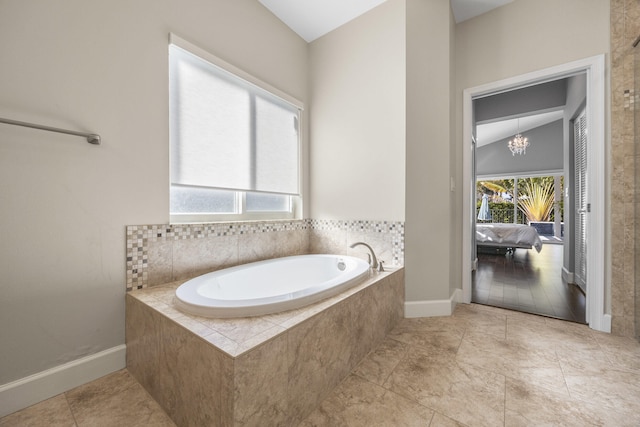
[{"xmin": 174, "ymin": 254, "xmax": 371, "ymax": 318}]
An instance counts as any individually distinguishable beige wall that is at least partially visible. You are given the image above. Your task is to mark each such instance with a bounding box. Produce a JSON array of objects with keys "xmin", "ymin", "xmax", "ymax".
[
  {"xmin": 449, "ymin": 6, "xmax": 459, "ymax": 297},
  {"xmin": 455, "ymin": 0, "xmax": 610, "ymax": 88},
  {"xmin": 0, "ymin": 0, "xmax": 308, "ymax": 385},
  {"xmin": 453, "ymin": 0, "xmax": 610, "ymax": 307},
  {"xmin": 405, "ymin": 0, "xmax": 454, "ymax": 302},
  {"xmin": 309, "ymin": 0, "xmax": 453, "ymax": 303},
  {"xmin": 308, "ymin": 0, "xmax": 406, "ymax": 221}
]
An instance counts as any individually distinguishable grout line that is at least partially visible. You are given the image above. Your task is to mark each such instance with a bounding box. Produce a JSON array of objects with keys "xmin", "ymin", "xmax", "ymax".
[
  {"xmin": 63, "ymin": 392, "xmax": 79, "ymax": 427},
  {"xmin": 555, "ymin": 350, "xmax": 572, "ymax": 399},
  {"xmin": 503, "ymin": 373, "xmax": 507, "ymax": 427}
]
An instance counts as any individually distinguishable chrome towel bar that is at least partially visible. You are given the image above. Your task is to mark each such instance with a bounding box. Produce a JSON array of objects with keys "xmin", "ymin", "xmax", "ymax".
[{"xmin": 0, "ymin": 117, "xmax": 101, "ymax": 145}]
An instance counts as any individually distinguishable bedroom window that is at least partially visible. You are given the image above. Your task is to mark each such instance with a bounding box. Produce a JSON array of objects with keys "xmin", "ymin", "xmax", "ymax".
[{"xmin": 168, "ymin": 35, "xmax": 302, "ymax": 223}]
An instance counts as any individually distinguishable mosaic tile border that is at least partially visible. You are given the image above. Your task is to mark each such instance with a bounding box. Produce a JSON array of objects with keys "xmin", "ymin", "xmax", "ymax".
[
  {"xmin": 126, "ymin": 219, "xmax": 404, "ymax": 291},
  {"xmin": 308, "ymin": 219, "xmax": 404, "ymax": 233},
  {"xmin": 348, "ymin": 220, "xmax": 405, "ymax": 266},
  {"xmin": 126, "ymin": 220, "xmax": 308, "ymax": 290},
  {"xmin": 135, "ymin": 220, "xmax": 310, "ymax": 243},
  {"xmin": 308, "ymin": 220, "xmax": 405, "ymax": 266}
]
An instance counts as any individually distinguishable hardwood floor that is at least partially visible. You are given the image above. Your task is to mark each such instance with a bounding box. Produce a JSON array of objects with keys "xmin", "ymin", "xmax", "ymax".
[{"xmin": 472, "ymin": 243, "xmax": 586, "ymax": 323}]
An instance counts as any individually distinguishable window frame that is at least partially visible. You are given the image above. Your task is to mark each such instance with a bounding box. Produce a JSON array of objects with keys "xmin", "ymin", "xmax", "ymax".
[
  {"xmin": 168, "ymin": 34, "xmax": 303, "ymax": 224},
  {"xmin": 170, "ymin": 190, "xmax": 300, "ymax": 223}
]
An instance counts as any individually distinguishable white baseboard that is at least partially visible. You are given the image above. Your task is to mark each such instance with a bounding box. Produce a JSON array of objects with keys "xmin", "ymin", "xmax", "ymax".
[
  {"xmin": 405, "ymin": 288, "xmax": 463, "ymax": 318},
  {"xmin": 599, "ymin": 314, "xmax": 612, "ymax": 333},
  {"xmin": 0, "ymin": 345, "xmax": 126, "ymax": 418},
  {"xmin": 562, "ymin": 267, "xmax": 574, "ymax": 284}
]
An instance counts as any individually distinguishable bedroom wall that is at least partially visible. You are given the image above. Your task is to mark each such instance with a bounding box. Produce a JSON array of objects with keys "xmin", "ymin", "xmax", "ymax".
[
  {"xmin": 476, "ymin": 120, "xmax": 564, "ymax": 177},
  {"xmin": 0, "ymin": 0, "xmax": 308, "ymax": 387}
]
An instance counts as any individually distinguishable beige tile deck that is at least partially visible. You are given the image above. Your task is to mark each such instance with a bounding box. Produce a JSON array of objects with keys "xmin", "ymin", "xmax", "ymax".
[{"xmin": 3, "ymin": 304, "xmax": 640, "ymax": 426}]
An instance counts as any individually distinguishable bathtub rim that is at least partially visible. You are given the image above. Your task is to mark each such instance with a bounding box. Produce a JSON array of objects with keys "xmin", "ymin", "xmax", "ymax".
[{"xmin": 173, "ymin": 254, "xmax": 371, "ymax": 318}]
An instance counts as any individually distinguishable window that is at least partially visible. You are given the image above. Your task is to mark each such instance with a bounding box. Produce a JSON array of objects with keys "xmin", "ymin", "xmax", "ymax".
[{"xmin": 169, "ymin": 35, "xmax": 302, "ymax": 222}]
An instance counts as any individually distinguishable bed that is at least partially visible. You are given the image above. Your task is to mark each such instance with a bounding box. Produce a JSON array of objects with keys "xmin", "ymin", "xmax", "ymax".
[{"xmin": 476, "ymin": 223, "xmax": 543, "ymax": 253}]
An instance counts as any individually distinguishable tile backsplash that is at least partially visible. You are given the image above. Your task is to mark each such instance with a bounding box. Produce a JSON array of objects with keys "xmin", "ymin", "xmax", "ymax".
[{"xmin": 126, "ymin": 219, "xmax": 404, "ymax": 291}]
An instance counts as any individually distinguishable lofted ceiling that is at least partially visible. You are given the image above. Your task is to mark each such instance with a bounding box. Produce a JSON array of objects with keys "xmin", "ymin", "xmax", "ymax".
[
  {"xmin": 258, "ymin": 0, "xmax": 551, "ymax": 146},
  {"xmin": 258, "ymin": 0, "xmax": 513, "ymax": 42},
  {"xmin": 475, "ymin": 110, "xmax": 564, "ymax": 148},
  {"xmin": 450, "ymin": 0, "xmax": 514, "ymax": 23}
]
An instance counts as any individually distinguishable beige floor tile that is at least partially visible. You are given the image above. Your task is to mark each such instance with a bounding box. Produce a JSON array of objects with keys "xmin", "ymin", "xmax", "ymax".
[
  {"xmin": 299, "ymin": 374, "xmax": 433, "ymax": 427},
  {"xmin": 591, "ymin": 330, "xmax": 640, "ymax": 372},
  {"xmin": 562, "ymin": 366, "xmax": 640, "ymax": 421},
  {"xmin": 503, "ymin": 306, "xmax": 548, "ymax": 322},
  {"xmin": 388, "ymin": 317, "xmax": 465, "ymax": 353},
  {"xmin": 507, "ymin": 313, "xmax": 600, "ymax": 354},
  {"xmin": 455, "ymin": 302, "xmax": 505, "ymax": 316},
  {"xmin": 553, "ymin": 352, "xmax": 640, "ymax": 422},
  {"xmin": 383, "ymin": 345, "xmax": 505, "ymax": 427},
  {"xmin": 457, "ymin": 331, "xmax": 569, "ymax": 396},
  {"xmin": 428, "ymin": 412, "xmax": 468, "ymax": 427},
  {"xmin": 556, "ymin": 343, "xmax": 617, "ymax": 376},
  {"xmin": 0, "ymin": 394, "xmax": 76, "ymax": 427},
  {"xmin": 451, "ymin": 304, "xmax": 507, "ymax": 339},
  {"xmin": 352, "ymin": 337, "xmax": 410, "ymax": 386},
  {"xmin": 505, "ymin": 377, "xmax": 632, "ymax": 426},
  {"xmin": 66, "ymin": 370, "xmax": 175, "ymax": 427},
  {"xmin": 68, "ymin": 369, "xmax": 136, "ymax": 400}
]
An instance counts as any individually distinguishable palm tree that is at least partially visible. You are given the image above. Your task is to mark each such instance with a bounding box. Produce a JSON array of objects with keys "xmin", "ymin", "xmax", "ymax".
[{"xmin": 517, "ymin": 178, "xmax": 554, "ymax": 222}]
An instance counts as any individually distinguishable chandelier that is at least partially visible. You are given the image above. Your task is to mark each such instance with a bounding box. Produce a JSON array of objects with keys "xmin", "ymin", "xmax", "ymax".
[{"xmin": 508, "ymin": 118, "xmax": 529, "ymax": 156}]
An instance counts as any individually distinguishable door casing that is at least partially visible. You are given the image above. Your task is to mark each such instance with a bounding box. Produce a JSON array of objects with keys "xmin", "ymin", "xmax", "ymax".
[{"xmin": 461, "ymin": 55, "xmax": 609, "ymax": 332}]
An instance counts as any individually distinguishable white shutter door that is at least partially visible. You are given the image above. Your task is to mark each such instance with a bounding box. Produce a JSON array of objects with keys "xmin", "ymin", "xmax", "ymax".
[{"xmin": 574, "ymin": 109, "xmax": 587, "ymax": 291}]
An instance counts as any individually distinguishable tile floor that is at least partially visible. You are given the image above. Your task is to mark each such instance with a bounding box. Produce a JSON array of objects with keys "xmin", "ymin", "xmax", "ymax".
[
  {"xmin": 473, "ymin": 243, "xmax": 586, "ymax": 323},
  {"xmin": 0, "ymin": 369, "xmax": 176, "ymax": 427},
  {"xmin": 3, "ymin": 304, "xmax": 640, "ymax": 426}
]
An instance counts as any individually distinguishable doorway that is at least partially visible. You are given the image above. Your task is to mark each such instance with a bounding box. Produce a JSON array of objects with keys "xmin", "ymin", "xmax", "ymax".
[
  {"xmin": 473, "ymin": 174, "xmax": 584, "ymax": 322},
  {"xmin": 474, "ymin": 243, "xmax": 586, "ymax": 322},
  {"xmin": 462, "ymin": 55, "xmax": 609, "ymax": 332}
]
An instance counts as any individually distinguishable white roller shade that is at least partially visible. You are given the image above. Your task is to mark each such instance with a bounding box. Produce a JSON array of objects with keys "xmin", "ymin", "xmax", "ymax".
[{"xmin": 169, "ymin": 44, "xmax": 300, "ymax": 195}]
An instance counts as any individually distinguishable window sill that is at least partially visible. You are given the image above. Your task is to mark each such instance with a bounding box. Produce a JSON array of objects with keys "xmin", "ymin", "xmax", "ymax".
[{"xmin": 169, "ymin": 212, "xmax": 299, "ymax": 225}]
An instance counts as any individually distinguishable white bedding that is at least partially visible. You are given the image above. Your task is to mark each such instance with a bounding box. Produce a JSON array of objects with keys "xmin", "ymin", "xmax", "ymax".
[{"xmin": 476, "ymin": 224, "xmax": 543, "ymax": 253}]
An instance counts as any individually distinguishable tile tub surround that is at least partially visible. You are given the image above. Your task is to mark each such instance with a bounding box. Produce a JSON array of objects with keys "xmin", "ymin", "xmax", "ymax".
[
  {"xmin": 126, "ymin": 220, "xmax": 310, "ymax": 290},
  {"xmin": 308, "ymin": 219, "xmax": 405, "ymax": 267},
  {"xmin": 126, "ymin": 219, "xmax": 404, "ymax": 290},
  {"xmin": 126, "ymin": 268, "xmax": 404, "ymax": 426}
]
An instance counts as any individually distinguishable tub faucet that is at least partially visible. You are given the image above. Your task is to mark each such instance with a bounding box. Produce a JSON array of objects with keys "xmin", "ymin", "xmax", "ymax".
[{"xmin": 349, "ymin": 242, "xmax": 378, "ymax": 269}]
